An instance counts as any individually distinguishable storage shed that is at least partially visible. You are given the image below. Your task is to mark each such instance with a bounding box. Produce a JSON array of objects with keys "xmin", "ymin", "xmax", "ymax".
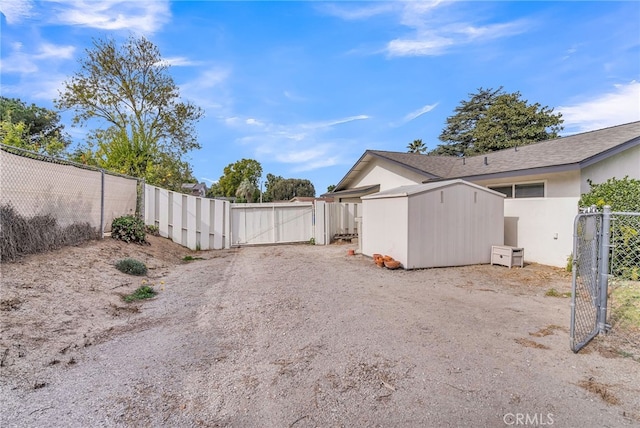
[{"xmin": 361, "ymin": 179, "xmax": 505, "ymax": 269}]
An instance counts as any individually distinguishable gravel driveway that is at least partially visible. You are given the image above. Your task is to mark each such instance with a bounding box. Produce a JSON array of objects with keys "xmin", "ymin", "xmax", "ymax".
[{"xmin": 2, "ymin": 243, "xmax": 639, "ymax": 427}]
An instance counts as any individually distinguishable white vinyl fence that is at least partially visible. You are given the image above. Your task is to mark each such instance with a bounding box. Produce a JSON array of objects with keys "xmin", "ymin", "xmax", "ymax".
[
  {"xmin": 144, "ymin": 185, "xmax": 229, "ymax": 250},
  {"xmin": 230, "ymin": 203, "xmax": 314, "ymax": 246},
  {"xmin": 144, "ymin": 184, "xmax": 360, "ymax": 250},
  {"xmin": 314, "ymin": 201, "xmax": 360, "ymax": 245}
]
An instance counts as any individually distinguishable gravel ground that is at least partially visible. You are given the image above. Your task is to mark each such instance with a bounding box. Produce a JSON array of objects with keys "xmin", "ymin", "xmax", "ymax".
[{"xmin": 1, "ymin": 239, "xmax": 639, "ymax": 427}]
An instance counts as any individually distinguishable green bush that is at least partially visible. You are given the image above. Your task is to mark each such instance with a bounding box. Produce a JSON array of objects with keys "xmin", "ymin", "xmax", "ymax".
[
  {"xmin": 115, "ymin": 258, "xmax": 148, "ymax": 276},
  {"xmin": 579, "ymin": 176, "xmax": 640, "ymax": 212},
  {"xmin": 123, "ymin": 285, "xmax": 156, "ymax": 302},
  {"xmin": 111, "ymin": 215, "xmax": 146, "ymax": 244},
  {"xmin": 145, "ymin": 224, "xmax": 160, "ymax": 236}
]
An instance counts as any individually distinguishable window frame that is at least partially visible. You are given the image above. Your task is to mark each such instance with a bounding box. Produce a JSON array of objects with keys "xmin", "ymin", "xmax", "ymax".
[{"xmin": 488, "ymin": 180, "xmax": 546, "ymax": 199}]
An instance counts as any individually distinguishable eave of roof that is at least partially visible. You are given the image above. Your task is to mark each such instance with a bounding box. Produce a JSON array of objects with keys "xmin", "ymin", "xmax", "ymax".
[
  {"xmin": 334, "ymin": 150, "xmax": 450, "ymax": 191},
  {"xmin": 362, "ymin": 179, "xmax": 506, "ymax": 200},
  {"xmin": 326, "ymin": 183, "xmax": 380, "ymax": 198}
]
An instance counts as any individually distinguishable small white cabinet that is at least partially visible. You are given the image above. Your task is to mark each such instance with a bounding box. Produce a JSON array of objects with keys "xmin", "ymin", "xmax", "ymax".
[{"xmin": 491, "ymin": 245, "xmax": 524, "ymax": 268}]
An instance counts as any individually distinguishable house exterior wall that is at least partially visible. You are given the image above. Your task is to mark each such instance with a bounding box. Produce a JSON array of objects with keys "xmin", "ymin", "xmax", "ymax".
[
  {"xmin": 361, "ymin": 196, "xmax": 409, "ymax": 266},
  {"xmin": 580, "ymin": 144, "xmax": 640, "ymax": 193},
  {"xmin": 351, "ymin": 159, "xmax": 425, "ymax": 192},
  {"xmin": 472, "ymin": 170, "xmax": 581, "ymax": 198},
  {"xmin": 503, "ymin": 197, "xmax": 579, "ymax": 267},
  {"xmin": 406, "ymin": 184, "xmax": 503, "ymax": 269},
  {"xmin": 473, "ymin": 171, "xmax": 581, "ymax": 267}
]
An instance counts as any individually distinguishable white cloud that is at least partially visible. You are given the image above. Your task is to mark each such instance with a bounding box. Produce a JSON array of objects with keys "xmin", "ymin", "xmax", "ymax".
[
  {"xmin": 387, "ymin": 18, "xmax": 526, "ymax": 57},
  {"xmin": 0, "ymin": 0, "xmax": 34, "ymax": 24},
  {"xmin": 387, "ymin": 36, "xmax": 453, "ymax": 57},
  {"xmin": 402, "ymin": 103, "xmax": 439, "ymax": 123},
  {"xmin": 319, "ymin": 3, "xmax": 396, "ymax": 20},
  {"xmin": 1, "ymin": 72, "xmax": 67, "ymax": 100},
  {"xmin": 324, "ymin": 1, "xmax": 527, "ymax": 58},
  {"xmin": 179, "ymin": 67, "xmax": 233, "ymax": 110},
  {"xmin": 200, "ymin": 177, "xmax": 218, "ymax": 185},
  {"xmin": 228, "ymin": 114, "xmax": 370, "ymax": 172},
  {"xmin": 48, "ymin": 0, "xmax": 171, "ymax": 34},
  {"xmin": 300, "ymin": 115, "xmax": 370, "ymax": 130},
  {"xmin": 157, "ymin": 57, "xmax": 202, "ymax": 67},
  {"xmin": 275, "ymin": 148, "xmax": 328, "ymax": 164},
  {"xmin": 291, "ymin": 155, "xmax": 341, "ymax": 173},
  {"xmin": 36, "ymin": 43, "xmax": 75, "ymax": 60},
  {"xmin": 246, "ymin": 118, "xmax": 264, "ymax": 127},
  {"xmin": 0, "ymin": 42, "xmax": 75, "ymax": 74},
  {"xmin": 558, "ymin": 81, "xmax": 640, "ymax": 133}
]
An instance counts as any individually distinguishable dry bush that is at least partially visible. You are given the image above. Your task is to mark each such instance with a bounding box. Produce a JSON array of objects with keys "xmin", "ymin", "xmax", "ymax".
[{"xmin": 0, "ymin": 204, "xmax": 98, "ymax": 262}]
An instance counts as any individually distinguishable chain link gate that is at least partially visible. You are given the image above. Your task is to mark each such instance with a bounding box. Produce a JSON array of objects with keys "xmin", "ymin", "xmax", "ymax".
[
  {"xmin": 570, "ymin": 210, "xmax": 604, "ymax": 352},
  {"xmin": 570, "ymin": 207, "xmax": 640, "ymax": 353}
]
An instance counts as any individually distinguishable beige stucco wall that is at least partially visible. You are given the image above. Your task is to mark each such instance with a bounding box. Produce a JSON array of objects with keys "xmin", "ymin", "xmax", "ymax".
[
  {"xmin": 472, "ymin": 170, "xmax": 581, "ymax": 198},
  {"xmin": 581, "ymin": 144, "xmax": 640, "ymax": 193},
  {"xmin": 503, "ymin": 197, "xmax": 579, "ymax": 267},
  {"xmin": 351, "ymin": 159, "xmax": 425, "ymax": 192}
]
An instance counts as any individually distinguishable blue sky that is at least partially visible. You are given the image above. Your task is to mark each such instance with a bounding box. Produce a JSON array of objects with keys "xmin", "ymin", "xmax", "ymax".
[{"xmin": 1, "ymin": 1, "xmax": 639, "ymax": 194}]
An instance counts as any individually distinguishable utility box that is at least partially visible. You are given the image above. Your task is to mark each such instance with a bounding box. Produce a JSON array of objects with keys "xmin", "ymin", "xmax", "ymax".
[{"xmin": 491, "ymin": 245, "xmax": 524, "ymax": 268}]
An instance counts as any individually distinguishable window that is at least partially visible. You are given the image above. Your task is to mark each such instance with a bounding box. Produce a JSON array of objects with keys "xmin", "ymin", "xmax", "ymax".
[
  {"xmin": 490, "ymin": 185, "xmax": 513, "ymax": 198},
  {"xmin": 515, "ymin": 183, "xmax": 544, "ymax": 198},
  {"xmin": 489, "ymin": 182, "xmax": 544, "ymax": 198}
]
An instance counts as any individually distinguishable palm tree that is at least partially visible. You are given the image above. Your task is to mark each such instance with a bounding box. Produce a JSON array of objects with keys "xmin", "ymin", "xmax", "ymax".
[
  {"xmin": 407, "ymin": 139, "xmax": 427, "ymax": 154},
  {"xmin": 236, "ymin": 178, "xmax": 257, "ymax": 203}
]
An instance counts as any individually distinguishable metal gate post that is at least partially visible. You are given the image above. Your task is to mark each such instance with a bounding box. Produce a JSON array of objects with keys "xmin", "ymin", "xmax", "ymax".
[
  {"xmin": 597, "ymin": 206, "xmax": 611, "ymax": 334},
  {"xmin": 100, "ymin": 169, "xmax": 105, "ymax": 239}
]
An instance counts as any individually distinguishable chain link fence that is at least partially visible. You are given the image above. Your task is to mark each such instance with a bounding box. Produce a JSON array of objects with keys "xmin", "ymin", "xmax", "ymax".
[
  {"xmin": 607, "ymin": 212, "xmax": 640, "ymax": 355},
  {"xmin": 571, "ymin": 208, "xmax": 640, "ymax": 356},
  {"xmin": 570, "ymin": 212, "xmax": 602, "ymax": 352},
  {"xmin": 0, "ymin": 144, "xmax": 142, "ymax": 261}
]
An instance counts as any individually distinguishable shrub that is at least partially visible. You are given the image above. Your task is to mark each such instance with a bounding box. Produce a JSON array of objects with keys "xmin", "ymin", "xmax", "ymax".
[
  {"xmin": 111, "ymin": 215, "xmax": 146, "ymax": 244},
  {"xmin": 579, "ymin": 176, "xmax": 640, "ymax": 212},
  {"xmin": 0, "ymin": 204, "xmax": 98, "ymax": 261},
  {"xmin": 123, "ymin": 285, "xmax": 156, "ymax": 302},
  {"xmin": 145, "ymin": 224, "xmax": 160, "ymax": 236},
  {"xmin": 115, "ymin": 258, "xmax": 148, "ymax": 276}
]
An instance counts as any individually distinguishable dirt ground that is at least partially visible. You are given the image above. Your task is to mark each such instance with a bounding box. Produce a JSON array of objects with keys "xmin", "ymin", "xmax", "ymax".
[{"xmin": 1, "ymin": 237, "xmax": 639, "ymax": 427}]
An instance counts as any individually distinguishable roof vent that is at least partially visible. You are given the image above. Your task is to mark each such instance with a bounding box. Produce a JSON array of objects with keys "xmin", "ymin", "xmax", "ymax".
[
  {"xmin": 462, "ymin": 157, "xmax": 466, "ymax": 165},
  {"xmin": 484, "ymin": 156, "xmax": 488, "ymax": 165}
]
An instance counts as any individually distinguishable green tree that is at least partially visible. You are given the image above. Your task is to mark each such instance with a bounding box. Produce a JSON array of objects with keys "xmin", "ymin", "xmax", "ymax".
[
  {"xmin": 262, "ymin": 173, "xmax": 283, "ymax": 202},
  {"xmin": 432, "ymin": 87, "xmax": 563, "ymax": 157},
  {"xmin": 327, "ymin": 184, "xmax": 336, "ymax": 193},
  {"xmin": 579, "ymin": 177, "xmax": 640, "ymax": 212},
  {"xmin": 235, "ymin": 178, "xmax": 257, "ymax": 203},
  {"xmin": 55, "ymin": 36, "xmax": 203, "ymax": 190},
  {"xmin": 206, "ymin": 182, "xmax": 224, "ymax": 198},
  {"xmin": 407, "ymin": 139, "xmax": 426, "ymax": 154},
  {"xmin": 269, "ymin": 178, "xmax": 316, "ymax": 201},
  {"xmin": 0, "ymin": 97, "xmax": 69, "ymax": 156},
  {"xmin": 217, "ymin": 158, "xmax": 263, "ymax": 198}
]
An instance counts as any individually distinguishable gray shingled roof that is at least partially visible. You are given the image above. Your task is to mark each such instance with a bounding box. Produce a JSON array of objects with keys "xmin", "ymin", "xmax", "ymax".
[
  {"xmin": 446, "ymin": 121, "xmax": 640, "ymax": 180},
  {"xmin": 334, "ymin": 122, "xmax": 640, "ymax": 190}
]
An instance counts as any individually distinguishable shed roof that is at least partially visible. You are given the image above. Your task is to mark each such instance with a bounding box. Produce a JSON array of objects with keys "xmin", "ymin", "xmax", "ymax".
[
  {"xmin": 362, "ymin": 179, "xmax": 506, "ymax": 200},
  {"xmin": 323, "ymin": 183, "xmax": 380, "ymax": 198}
]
